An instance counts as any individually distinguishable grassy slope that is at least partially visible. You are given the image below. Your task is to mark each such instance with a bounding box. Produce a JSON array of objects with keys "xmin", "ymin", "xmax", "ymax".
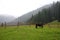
[{"xmin": 0, "ymin": 21, "xmax": 60, "ymax": 40}]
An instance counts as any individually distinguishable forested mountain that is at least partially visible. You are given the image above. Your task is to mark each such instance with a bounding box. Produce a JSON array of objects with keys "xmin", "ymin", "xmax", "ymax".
[
  {"xmin": 28, "ymin": 1, "xmax": 60, "ymax": 24},
  {"xmin": 7, "ymin": 4, "xmax": 51, "ymax": 25},
  {"xmin": 7, "ymin": 1, "xmax": 60, "ymax": 25}
]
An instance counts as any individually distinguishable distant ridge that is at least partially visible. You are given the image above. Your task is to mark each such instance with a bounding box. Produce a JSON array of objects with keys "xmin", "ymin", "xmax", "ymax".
[{"xmin": 0, "ymin": 15, "xmax": 15, "ymax": 24}]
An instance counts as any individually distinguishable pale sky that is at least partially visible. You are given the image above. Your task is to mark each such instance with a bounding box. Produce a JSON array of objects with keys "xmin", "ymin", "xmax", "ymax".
[{"xmin": 0, "ymin": 0, "xmax": 59, "ymax": 17}]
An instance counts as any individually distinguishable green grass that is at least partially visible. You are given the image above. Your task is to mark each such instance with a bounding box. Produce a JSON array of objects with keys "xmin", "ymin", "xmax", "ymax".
[{"xmin": 0, "ymin": 25, "xmax": 60, "ymax": 40}]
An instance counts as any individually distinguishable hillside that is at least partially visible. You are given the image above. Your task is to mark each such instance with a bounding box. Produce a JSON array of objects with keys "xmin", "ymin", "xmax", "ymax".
[
  {"xmin": 28, "ymin": 2, "xmax": 60, "ymax": 24},
  {"xmin": 7, "ymin": 4, "xmax": 51, "ymax": 25},
  {"xmin": 7, "ymin": 2, "xmax": 60, "ymax": 26}
]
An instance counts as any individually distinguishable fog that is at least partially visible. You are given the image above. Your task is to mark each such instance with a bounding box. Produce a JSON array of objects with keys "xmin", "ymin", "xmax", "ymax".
[{"xmin": 0, "ymin": 0, "xmax": 59, "ymax": 17}]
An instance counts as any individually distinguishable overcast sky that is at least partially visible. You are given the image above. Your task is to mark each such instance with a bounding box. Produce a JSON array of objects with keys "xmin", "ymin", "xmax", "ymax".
[{"xmin": 0, "ymin": 0, "xmax": 59, "ymax": 17}]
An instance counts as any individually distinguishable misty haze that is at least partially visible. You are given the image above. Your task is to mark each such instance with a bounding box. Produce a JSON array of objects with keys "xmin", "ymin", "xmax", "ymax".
[{"xmin": 0, "ymin": 0, "xmax": 60, "ymax": 40}]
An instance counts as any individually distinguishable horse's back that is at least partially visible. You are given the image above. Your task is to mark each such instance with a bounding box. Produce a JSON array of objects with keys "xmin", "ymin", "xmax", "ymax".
[{"xmin": 35, "ymin": 24, "xmax": 43, "ymax": 28}]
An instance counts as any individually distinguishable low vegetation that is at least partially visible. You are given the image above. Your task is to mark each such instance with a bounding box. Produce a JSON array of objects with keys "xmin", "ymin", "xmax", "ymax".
[{"xmin": 0, "ymin": 22, "xmax": 60, "ymax": 40}]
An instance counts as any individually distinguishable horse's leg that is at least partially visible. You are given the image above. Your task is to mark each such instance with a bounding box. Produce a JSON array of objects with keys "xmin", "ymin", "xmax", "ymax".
[{"xmin": 36, "ymin": 24, "xmax": 37, "ymax": 28}]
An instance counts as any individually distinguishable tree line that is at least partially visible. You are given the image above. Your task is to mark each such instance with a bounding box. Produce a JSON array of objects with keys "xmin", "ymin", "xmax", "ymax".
[{"xmin": 28, "ymin": 1, "xmax": 60, "ymax": 24}]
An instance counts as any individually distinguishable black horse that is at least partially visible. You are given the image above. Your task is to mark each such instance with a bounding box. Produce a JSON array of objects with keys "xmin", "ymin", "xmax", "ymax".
[{"xmin": 35, "ymin": 24, "xmax": 43, "ymax": 28}]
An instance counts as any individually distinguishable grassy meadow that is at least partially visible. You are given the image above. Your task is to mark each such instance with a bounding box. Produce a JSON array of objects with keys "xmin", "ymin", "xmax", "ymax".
[{"xmin": 0, "ymin": 21, "xmax": 60, "ymax": 40}]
